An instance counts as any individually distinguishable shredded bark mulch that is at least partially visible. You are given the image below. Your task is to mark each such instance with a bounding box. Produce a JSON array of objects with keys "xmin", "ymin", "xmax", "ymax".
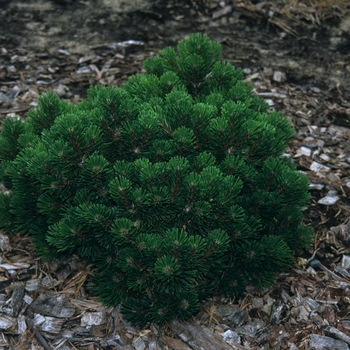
[{"xmin": 1, "ymin": 0, "xmax": 350, "ymax": 349}]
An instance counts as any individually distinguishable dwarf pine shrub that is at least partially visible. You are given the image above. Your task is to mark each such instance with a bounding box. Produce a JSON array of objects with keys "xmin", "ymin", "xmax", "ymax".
[{"xmin": 0, "ymin": 33, "xmax": 313, "ymax": 327}]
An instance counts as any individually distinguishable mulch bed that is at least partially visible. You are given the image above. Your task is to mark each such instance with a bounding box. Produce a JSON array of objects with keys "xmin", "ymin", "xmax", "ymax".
[{"xmin": 1, "ymin": 1, "xmax": 350, "ymax": 349}]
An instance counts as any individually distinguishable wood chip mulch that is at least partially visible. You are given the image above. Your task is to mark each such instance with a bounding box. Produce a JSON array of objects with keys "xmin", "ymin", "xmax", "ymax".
[{"xmin": 1, "ymin": 1, "xmax": 350, "ymax": 349}]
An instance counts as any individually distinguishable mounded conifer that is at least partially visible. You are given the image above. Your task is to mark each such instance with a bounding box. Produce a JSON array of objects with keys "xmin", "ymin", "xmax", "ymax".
[{"xmin": 0, "ymin": 33, "xmax": 313, "ymax": 327}]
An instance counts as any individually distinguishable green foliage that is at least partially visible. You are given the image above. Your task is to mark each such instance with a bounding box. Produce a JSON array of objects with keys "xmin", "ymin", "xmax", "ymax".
[{"xmin": 0, "ymin": 33, "xmax": 313, "ymax": 327}]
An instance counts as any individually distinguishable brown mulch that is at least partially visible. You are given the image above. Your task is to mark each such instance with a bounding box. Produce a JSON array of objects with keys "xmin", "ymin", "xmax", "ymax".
[{"xmin": 1, "ymin": 0, "xmax": 350, "ymax": 349}]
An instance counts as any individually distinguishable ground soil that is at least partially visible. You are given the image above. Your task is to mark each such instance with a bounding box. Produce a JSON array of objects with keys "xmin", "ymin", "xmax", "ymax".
[
  {"xmin": 1, "ymin": 0, "xmax": 350, "ymax": 349},
  {"xmin": 1, "ymin": 0, "xmax": 350, "ymax": 100}
]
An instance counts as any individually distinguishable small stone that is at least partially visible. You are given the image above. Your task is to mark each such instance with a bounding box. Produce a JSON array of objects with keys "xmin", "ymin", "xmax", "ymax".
[
  {"xmin": 273, "ymin": 70, "xmax": 286, "ymax": 82},
  {"xmin": 309, "ymin": 259, "xmax": 320, "ymax": 268}
]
